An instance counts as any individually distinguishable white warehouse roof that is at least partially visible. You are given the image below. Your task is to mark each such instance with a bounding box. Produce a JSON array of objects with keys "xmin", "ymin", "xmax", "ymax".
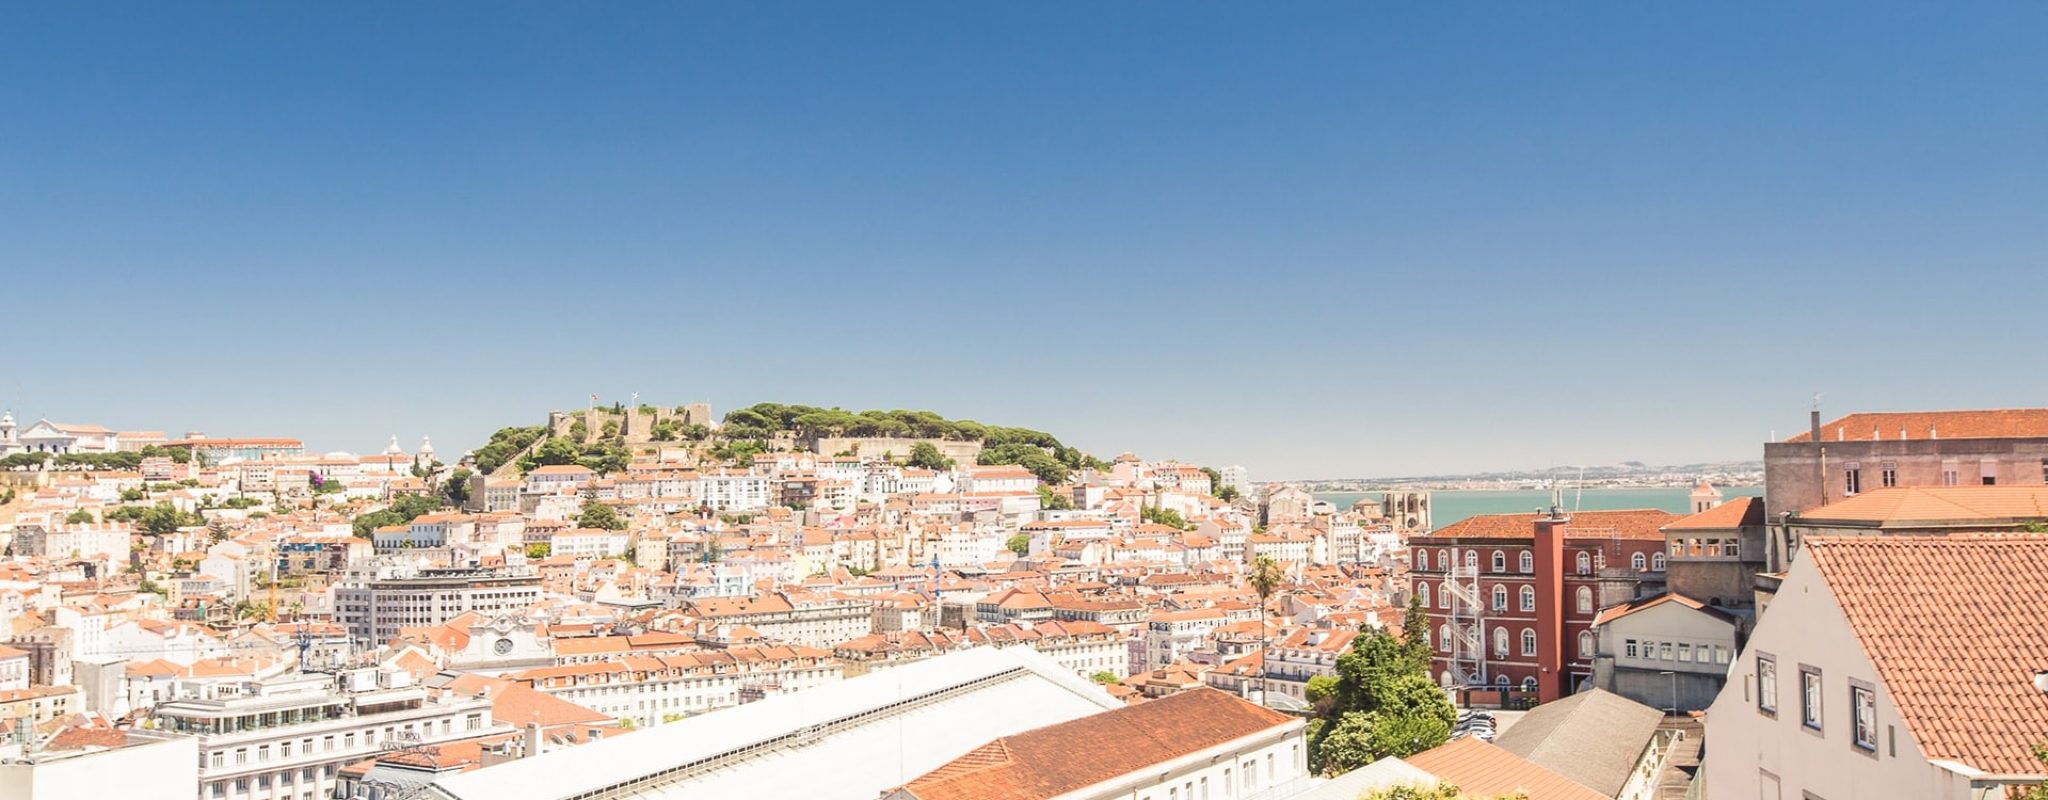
[{"xmin": 426, "ymin": 646, "xmax": 1121, "ymax": 800}]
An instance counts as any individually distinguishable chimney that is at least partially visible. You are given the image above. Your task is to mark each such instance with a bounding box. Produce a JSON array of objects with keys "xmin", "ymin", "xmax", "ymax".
[
  {"xmin": 1531, "ymin": 516, "xmax": 1569, "ymax": 704},
  {"xmin": 1810, "ymin": 410, "xmax": 1822, "ymax": 443}
]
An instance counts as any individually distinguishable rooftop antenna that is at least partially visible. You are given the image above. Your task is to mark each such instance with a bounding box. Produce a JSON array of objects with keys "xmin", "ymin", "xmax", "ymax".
[{"xmin": 1574, "ymin": 466, "xmax": 1586, "ymax": 513}]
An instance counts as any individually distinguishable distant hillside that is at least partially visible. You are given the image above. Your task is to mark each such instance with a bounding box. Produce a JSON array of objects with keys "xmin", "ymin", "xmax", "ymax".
[{"xmin": 469, "ymin": 402, "xmax": 1103, "ymax": 484}]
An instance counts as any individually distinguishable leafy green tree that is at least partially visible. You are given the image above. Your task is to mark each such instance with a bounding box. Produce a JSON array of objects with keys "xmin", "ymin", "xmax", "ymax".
[
  {"xmin": 1218, "ymin": 485, "xmax": 1241, "ymax": 502},
  {"xmin": 906, "ymin": 442, "xmax": 952, "ymax": 470},
  {"xmin": 1035, "ymin": 485, "xmax": 1073, "ymax": 510},
  {"xmin": 1310, "ymin": 627, "xmax": 1455, "ymax": 775},
  {"xmin": 1248, "ymin": 555, "xmax": 1284, "ymax": 703},
  {"xmin": 1357, "ymin": 782, "xmax": 1526, "ymax": 800},
  {"xmin": 1141, "ymin": 505, "xmax": 1191, "ymax": 530},
  {"xmin": 389, "ymin": 493, "xmax": 445, "ymax": 520},
  {"xmin": 2018, "ymin": 743, "xmax": 2048, "ymax": 800},
  {"xmin": 351, "ymin": 510, "xmax": 405, "ymax": 538},
  {"xmin": 578, "ymin": 501, "xmax": 627, "ymax": 531},
  {"xmin": 1089, "ymin": 671, "xmax": 1120, "ymax": 684},
  {"xmin": 524, "ymin": 542, "xmax": 552, "ymax": 559},
  {"xmin": 1305, "ymin": 674, "xmax": 1339, "ymax": 704},
  {"xmin": 1201, "ymin": 466, "xmax": 1223, "ymax": 492},
  {"xmin": 474, "ymin": 426, "xmax": 546, "ymax": 474},
  {"xmin": 65, "ymin": 509, "xmax": 96, "ymax": 525},
  {"xmin": 523, "ymin": 437, "xmax": 583, "ymax": 471},
  {"xmin": 1005, "ymin": 534, "xmax": 1031, "ymax": 556},
  {"xmin": 1402, "ymin": 593, "xmax": 1432, "ymax": 668},
  {"xmin": 119, "ymin": 487, "xmax": 146, "ymax": 502},
  {"xmin": 442, "ymin": 468, "xmax": 473, "ymax": 505}
]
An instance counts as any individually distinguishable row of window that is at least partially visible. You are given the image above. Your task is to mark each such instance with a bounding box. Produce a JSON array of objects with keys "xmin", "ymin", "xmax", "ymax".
[
  {"xmin": 1624, "ymin": 638, "xmax": 1730, "ymax": 665},
  {"xmin": 206, "ymin": 765, "xmax": 332, "ymax": 797},
  {"xmin": 1421, "ymin": 582, "xmax": 1599, "ymax": 614},
  {"xmin": 1415, "ymin": 548, "xmax": 1666, "ymax": 575},
  {"xmin": 1433, "ymin": 624, "xmax": 1596, "ymax": 659},
  {"xmin": 1756, "ymin": 654, "xmax": 1879, "ymax": 755},
  {"xmin": 1668, "ymin": 538, "xmax": 1738, "ymax": 559}
]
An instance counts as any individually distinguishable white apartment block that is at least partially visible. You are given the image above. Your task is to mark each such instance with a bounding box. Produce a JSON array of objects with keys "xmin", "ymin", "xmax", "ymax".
[
  {"xmin": 152, "ymin": 670, "xmax": 504, "ymax": 800},
  {"xmin": 334, "ymin": 566, "xmax": 543, "ymax": 646}
]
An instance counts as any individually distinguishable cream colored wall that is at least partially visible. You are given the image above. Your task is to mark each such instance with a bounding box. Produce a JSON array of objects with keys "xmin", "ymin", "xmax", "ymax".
[{"xmin": 1702, "ymin": 554, "xmax": 1970, "ymax": 800}]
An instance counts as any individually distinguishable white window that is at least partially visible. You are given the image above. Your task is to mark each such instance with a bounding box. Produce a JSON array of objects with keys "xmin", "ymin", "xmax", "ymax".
[
  {"xmin": 1578, "ymin": 631, "xmax": 1595, "ymax": 658},
  {"xmin": 1491, "ymin": 551, "xmax": 1505, "ymax": 572},
  {"xmin": 1464, "ymin": 551, "xmax": 1478, "ymax": 570},
  {"xmin": 1521, "ymin": 676, "xmax": 1537, "ymax": 692},
  {"xmin": 1631, "ymin": 552, "xmax": 1646, "ymax": 571},
  {"xmin": 1852, "ymin": 684, "xmax": 1877, "ymax": 752},
  {"xmin": 1438, "ymin": 624, "xmax": 1451, "ymax": 653},
  {"xmin": 1801, "ymin": 667, "xmax": 1824, "ymax": 730},
  {"xmin": 1519, "ymin": 551, "xmax": 1533, "ymax": 573},
  {"xmin": 1575, "ymin": 552, "xmax": 1591, "ymax": 574},
  {"xmin": 1415, "ymin": 550, "xmax": 1428, "ymax": 571},
  {"xmin": 1491, "ymin": 585, "xmax": 1508, "ymax": 611},
  {"xmin": 1492, "ymin": 626, "xmax": 1508, "ymax": 657},
  {"xmin": 1417, "ymin": 583, "xmax": 1431, "ymax": 609},
  {"xmin": 1575, "ymin": 586, "xmax": 1593, "ymax": 613},
  {"xmin": 1758, "ymin": 655, "xmax": 1778, "ymax": 713},
  {"xmin": 1520, "ymin": 585, "xmax": 1535, "ymax": 611},
  {"xmin": 1625, "ymin": 639, "xmax": 1638, "ymax": 658},
  {"xmin": 1521, "ymin": 628, "xmax": 1536, "ymax": 656}
]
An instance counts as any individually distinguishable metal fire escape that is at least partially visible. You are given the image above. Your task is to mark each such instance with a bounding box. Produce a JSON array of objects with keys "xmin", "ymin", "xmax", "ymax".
[{"xmin": 1444, "ymin": 550, "xmax": 1486, "ymax": 687}]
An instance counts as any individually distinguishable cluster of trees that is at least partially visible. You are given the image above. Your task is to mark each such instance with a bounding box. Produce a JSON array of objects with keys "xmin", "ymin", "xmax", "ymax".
[
  {"xmin": 720, "ymin": 404, "xmax": 995, "ymax": 441},
  {"xmin": 349, "ymin": 494, "xmax": 446, "ymax": 538},
  {"xmin": 473, "ymin": 426, "xmax": 547, "ymax": 474},
  {"xmin": 1305, "ymin": 596, "xmax": 1457, "ymax": 775},
  {"xmin": 906, "ymin": 442, "xmax": 953, "ymax": 470},
  {"xmin": 441, "ymin": 468, "xmax": 473, "ymax": 505},
  {"xmin": 519, "ymin": 435, "xmax": 630, "ymax": 475},
  {"xmin": 1140, "ymin": 504, "xmax": 1192, "ymax": 530},
  {"xmin": 1035, "ymin": 484, "xmax": 1073, "ymax": 510},
  {"xmin": 649, "ymin": 418, "xmax": 710, "ymax": 442},
  {"xmin": 0, "ymin": 445, "xmax": 198, "ymax": 472},
  {"xmin": 577, "ymin": 501, "xmax": 626, "ymax": 530},
  {"xmin": 105, "ymin": 502, "xmax": 206, "ymax": 535}
]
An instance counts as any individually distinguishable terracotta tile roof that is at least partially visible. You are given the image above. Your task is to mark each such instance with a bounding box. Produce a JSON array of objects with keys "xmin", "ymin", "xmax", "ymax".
[
  {"xmin": 894, "ymin": 688, "xmax": 1296, "ymax": 800},
  {"xmin": 1416, "ymin": 509, "xmax": 1677, "ymax": 542},
  {"xmin": 1590, "ymin": 592, "xmax": 1738, "ymax": 627},
  {"xmin": 1806, "ymin": 534, "xmax": 2048, "ymax": 774},
  {"xmin": 1795, "ymin": 486, "xmax": 2048, "ymax": 527},
  {"xmin": 1785, "ymin": 408, "xmax": 2048, "ymax": 443},
  {"xmin": 1403, "ymin": 737, "xmax": 1605, "ymax": 800},
  {"xmin": 1662, "ymin": 496, "xmax": 1765, "ymax": 530}
]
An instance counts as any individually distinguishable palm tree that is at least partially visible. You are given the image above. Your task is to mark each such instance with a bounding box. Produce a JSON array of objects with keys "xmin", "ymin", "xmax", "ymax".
[{"xmin": 1247, "ymin": 554, "xmax": 1284, "ymax": 706}]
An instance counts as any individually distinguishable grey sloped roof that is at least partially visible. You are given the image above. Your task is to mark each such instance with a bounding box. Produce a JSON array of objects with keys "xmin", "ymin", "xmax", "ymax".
[{"xmin": 1492, "ymin": 688, "xmax": 1664, "ymax": 796}]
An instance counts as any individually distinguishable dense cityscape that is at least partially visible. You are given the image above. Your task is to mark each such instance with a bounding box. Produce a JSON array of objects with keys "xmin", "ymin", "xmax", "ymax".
[{"xmin": 0, "ymin": 403, "xmax": 2044, "ymax": 799}]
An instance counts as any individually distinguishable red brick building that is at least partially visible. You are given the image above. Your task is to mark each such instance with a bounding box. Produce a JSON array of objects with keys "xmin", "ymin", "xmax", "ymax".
[{"xmin": 1408, "ymin": 508, "xmax": 1676, "ymax": 703}]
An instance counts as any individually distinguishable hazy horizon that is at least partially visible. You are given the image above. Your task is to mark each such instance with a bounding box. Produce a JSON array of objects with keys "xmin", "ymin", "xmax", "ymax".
[{"xmin": 8, "ymin": 4, "xmax": 2047, "ymax": 479}]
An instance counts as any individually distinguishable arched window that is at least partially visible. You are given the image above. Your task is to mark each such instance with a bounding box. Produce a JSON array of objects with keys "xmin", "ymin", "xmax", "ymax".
[
  {"xmin": 1494, "ymin": 674, "xmax": 1510, "ymax": 687},
  {"xmin": 1652, "ymin": 553, "xmax": 1667, "ymax": 572},
  {"xmin": 1520, "ymin": 585, "xmax": 1536, "ymax": 612},
  {"xmin": 1415, "ymin": 550, "xmax": 1428, "ymax": 571},
  {"xmin": 1491, "ymin": 585, "xmax": 1508, "ymax": 611},
  {"xmin": 1437, "ymin": 624, "xmax": 1451, "ymax": 653},
  {"xmin": 1492, "ymin": 626, "xmax": 1508, "ymax": 656},
  {"xmin": 1440, "ymin": 671, "xmax": 1456, "ymax": 688},
  {"xmin": 1439, "ymin": 549, "xmax": 1450, "ymax": 570},
  {"xmin": 1417, "ymin": 582, "xmax": 1431, "ymax": 609},
  {"xmin": 1521, "ymin": 676, "xmax": 1538, "ymax": 692},
  {"xmin": 1464, "ymin": 551, "xmax": 1478, "ymax": 570},
  {"xmin": 1491, "ymin": 550, "xmax": 1506, "ymax": 572},
  {"xmin": 1437, "ymin": 583, "xmax": 1450, "ymax": 609},
  {"xmin": 1519, "ymin": 551, "xmax": 1533, "ymax": 573},
  {"xmin": 1575, "ymin": 552, "xmax": 1591, "ymax": 574},
  {"xmin": 1578, "ymin": 631, "xmax": 1596, "ymax": 658},
  {"xmin": 1521, "ymin": 628, "xmax": 1537, "ymax": 656},
  {"xmin": 1576, "ymin": 586, "xmax": 1594, "ymax": 613},
  {"xmin": 1631, "ymin": 552, "xmax": 1647, "ymax": 571}
]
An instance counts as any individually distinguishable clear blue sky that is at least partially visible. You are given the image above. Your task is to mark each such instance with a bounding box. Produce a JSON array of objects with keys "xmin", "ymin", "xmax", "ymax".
[{"xmin": 6, "ymin": 3, "xmax": 2047, "ymax": 479}]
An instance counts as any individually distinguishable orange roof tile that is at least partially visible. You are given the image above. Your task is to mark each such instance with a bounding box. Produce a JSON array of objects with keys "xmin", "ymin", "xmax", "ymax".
[
  {"xmin": 1663, "ymin": 496, "xmax": 1765, "ymax": 530},
  {"xmin": 1795, "ymin": 486, "xmax": 2048, "ymax": 527},
  {"xmin": 1806, "ymin": 534, "xmax": 2048, "ymax": 774},
  {"xmin": 1786, "ymin": 408, "xmax": 2048, "ymax": 443},
  {"xmin": 895, "ymin": 688, "xmax": 1295, "ymax": 800},
  {"xmin": 1403, "ymin": 737, "xmax": 1606, "ymax": 800},
  {"xmin": 1416, "ymin": 509, "xmax": 1677, "ymax": 542}
]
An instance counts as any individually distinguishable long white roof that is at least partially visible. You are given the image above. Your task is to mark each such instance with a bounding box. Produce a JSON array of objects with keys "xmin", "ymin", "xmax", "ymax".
[{"xmin": 427, "ymin": 646, "xmax": 1120, "ymax": 800}]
